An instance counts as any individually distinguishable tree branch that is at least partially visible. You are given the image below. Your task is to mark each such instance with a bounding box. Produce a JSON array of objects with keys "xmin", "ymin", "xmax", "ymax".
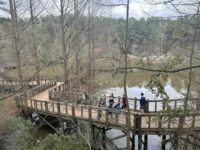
[{"xmin": 117, "ymin": 65, "xmax": 200, "ymax": 73}]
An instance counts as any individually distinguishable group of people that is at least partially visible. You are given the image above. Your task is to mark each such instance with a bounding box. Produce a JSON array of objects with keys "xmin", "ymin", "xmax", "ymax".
[{"xmin": 97, "ymin": 92, "xmax": 147, "ymax": 120}]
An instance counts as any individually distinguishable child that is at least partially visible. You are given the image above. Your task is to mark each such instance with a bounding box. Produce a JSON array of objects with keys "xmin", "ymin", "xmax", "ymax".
[{"xmin": 108, "ymin": 96, "xmax": 114, "ymax": 118}]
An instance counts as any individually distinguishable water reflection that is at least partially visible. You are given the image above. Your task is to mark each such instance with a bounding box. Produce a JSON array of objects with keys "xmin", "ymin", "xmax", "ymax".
[
  {"xmin": 102, "ymin": 83, "xmax": 183, "ymax": 149},
  {"xmin": 103, "ymin": 83, "xmax": 184, "ymax": 100},
  {"xmin": 101, "ymin": 83, "xmax": 185, "ymax": 111}
]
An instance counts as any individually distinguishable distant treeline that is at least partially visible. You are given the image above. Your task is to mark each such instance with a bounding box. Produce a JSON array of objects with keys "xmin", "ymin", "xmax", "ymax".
[{"xmin": 0, "ymin": 15, "xmax": 197, "ymax": 66}]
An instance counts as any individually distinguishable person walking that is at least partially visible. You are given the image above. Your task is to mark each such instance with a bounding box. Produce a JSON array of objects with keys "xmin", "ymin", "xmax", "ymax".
[
  {"xmin": 140, "ymin": 93, "xmax": 146, "ymax": 112},
  {"xmin": 121, "ymin": 94, "xmax": 127, "ymax": 109},
  {"xmin": 108, "ymin": 96, "xmax": 114, "ymax": 118},
  {"xmin": 97, "ymin": 97, "xmax": 104, "ymax": 120}
]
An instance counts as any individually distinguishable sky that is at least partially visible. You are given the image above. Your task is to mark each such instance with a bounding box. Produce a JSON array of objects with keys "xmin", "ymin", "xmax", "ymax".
[
  {"xmin": 0, "ymin": 0, "xmax": 199, "ymax": 19},
  {"xmin": 112, "ymin": 1, "xmax": 171, "ymax": 19},
  {"xmin": 110, "ymin": 0, "xmax": 199, "ymax": 19}
]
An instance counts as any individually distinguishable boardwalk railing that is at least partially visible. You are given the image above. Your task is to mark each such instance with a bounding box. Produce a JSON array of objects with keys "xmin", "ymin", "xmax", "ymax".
[
  {"xmin": 0, "ymin": 79, "xmax": 52, "ymax": 87},
  {"xmin": 16, "ymin": 98, "xmax": 200, "ymax": 133},
  {"xmin": 104, "ymin": 97, "xmax": 199, "ymax": 112},
  {"xmin": 48, "ymin": 83, "xmax": 82, "ymax": 102},
  {"xmin": 129, "ymin": 98, "xmax": 199, "ymax": 112},
  {"xmin": 15, "ymin": 81, "xmax": 56, "ymax": 106},
  {"xmin": 48, "ymin": 84, "xmax": 199, "ymax": 112}
]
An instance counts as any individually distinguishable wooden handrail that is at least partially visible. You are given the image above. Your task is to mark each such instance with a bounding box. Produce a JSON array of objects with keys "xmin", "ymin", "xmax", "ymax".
[{"xmin": 16, "ymin": 97, "xmax": 200, "ymax": 131}]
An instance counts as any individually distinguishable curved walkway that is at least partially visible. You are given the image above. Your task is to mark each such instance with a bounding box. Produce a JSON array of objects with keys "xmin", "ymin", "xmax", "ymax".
[{"xmin": 16, "ymin": 81, "xmax": 200, "ymax": 134}]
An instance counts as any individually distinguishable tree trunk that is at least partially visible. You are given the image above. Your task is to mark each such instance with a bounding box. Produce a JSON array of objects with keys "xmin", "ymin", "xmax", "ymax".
[
  {"xmin": 184, "ymin": 4, "xmax": 199, "ymax": 110},
  {"xmin": 30, "ymin": 0, "xmax": 40, "ymax": 85},
  {"xmin": 124, "ymin": 0, "xmax": 131, "ymax": 149},
  {"xmin": 60, "ymin": 0, "xmax": 69, "ymax": 92},
  {"xmin": 74, "ymin": 0, "xmax": 81, "ymax": 92},
  {"xmin": 91, "ymin": 8, "xmax": 95, "ymax": 91},
  {"xmin": 88, "ymin": 0, "xmax": 91, "ymax": 93},
  {"xmin": 9, "ymin": 0, "xmax": 23, "ymax": 88}
]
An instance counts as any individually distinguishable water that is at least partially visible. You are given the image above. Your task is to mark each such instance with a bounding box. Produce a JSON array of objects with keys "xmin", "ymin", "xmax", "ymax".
[
  {"xmin": 101, "ymin": 81, "xmax": 184, "ymax": 110},
  {"xmin": 102, "ymin": 82, "xmax": 184, "ymax": 149},
  {"xmin": 102, "ymin": 82, "xmax": 184, "ymax": 100},
  {"xmin": 106, "ymin": 129, "xmax": 172, "ymax": 149}
]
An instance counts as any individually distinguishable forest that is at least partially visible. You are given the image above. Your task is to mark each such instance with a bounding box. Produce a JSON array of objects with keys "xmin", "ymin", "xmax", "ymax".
[
  {"xmin": 0, "ymin": 0, "xmax": 200, "ymax": 150},
  {"xmin": 0, "ymin": 15, "xmax": 197, "ymax": 67}
]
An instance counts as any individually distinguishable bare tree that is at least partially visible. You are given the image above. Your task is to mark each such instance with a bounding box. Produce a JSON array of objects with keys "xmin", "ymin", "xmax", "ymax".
[
  {"xmin": 123, "ymin": 1, "xmax": 131, "ymax": 149},
  {"xmin": 88, "ymin": 0, "xmax": 91, "ymax": 93},
  {"xmin": 60, "ymin": 0, "xmax": 69, "ymax": 92},
  {"xmin": 9, "ymin": 0, "xmax": 23, "ymax": 88},
  {"xmin": 30, "ymin": 0, "xmax": 40, "ymax": 85}
]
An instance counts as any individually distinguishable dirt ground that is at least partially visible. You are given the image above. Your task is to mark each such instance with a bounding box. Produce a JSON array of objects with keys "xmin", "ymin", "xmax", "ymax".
[{"xmin": 0, "ymin": 93, "xmax": 20, "ymax": 131}]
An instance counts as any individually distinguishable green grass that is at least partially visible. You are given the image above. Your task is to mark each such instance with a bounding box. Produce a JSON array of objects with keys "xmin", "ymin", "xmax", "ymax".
[{"xmin": 5, "ymin": 64, "xmax": 64, "ymax": 80}]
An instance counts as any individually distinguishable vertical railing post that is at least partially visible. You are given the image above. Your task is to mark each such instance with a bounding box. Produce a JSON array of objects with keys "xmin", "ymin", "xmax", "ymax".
[
  {"xmin": 40, "ymin": 101, "xmax": 43, "ymax": 110},
  {"xmin": 144, "ymin": 100, "xmax": 149, "ymax": 113},
  {"xmin": 88, "ymin": 106, "xmax": 92, "ymax": 121},
  {"xmin": 148, "ymin": 115, "xmax": 151, "ymax": 128},
  {"xmin": 168, "ymin": 115, "xmax": 171, "ymax": 129},
  {"xmin": 34, "ymin": 101, "xmax": 37, "ymax": 111},
  {"xmin": 72, "ymin": 105, "xmax": 75, "ymax": 118},
  {"xmin": 45, "ymin": 101, "xmax": 48, "ymax": 112},
  {"xmin": 155, "ymin": 101, "xmax": 157, "ymax": 112},
  {"xmin": 134, "ymin": 98, "xmax": 137, "ymax": 110},
  {"xmin": 81, "ymin": 106, "xmax": 83, "ymax": 118},
  {"xmin": 126, "ymin": 111, "xmax": 129, "ymax": 125},
  {"xmin": 65, "ymin": 103, "xmax": 68, "ymax": 115},
  {"xmin": 106, "ymin": 108, "xmax": 109, "ymax": 126},
  {"xmin": 52, "ymin": 102, "xmax": 54, "ymax": 112},
  {"xmin": 192, "ymin": 115, "xmax": 195, "ymax": 128},
  {"xmin": 57, "ymin": 102, "xmax": 60, "ymax": 114},
  {"xmin": 158, "ymin": 114, "xmax": 162, "ymax": 129}
]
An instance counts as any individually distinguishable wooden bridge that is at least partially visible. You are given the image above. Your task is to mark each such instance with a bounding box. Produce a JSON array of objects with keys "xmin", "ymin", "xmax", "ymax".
[
  {"xmin": 0, "ymin": 79, "xmax": 54, "ymax": 92},
  {"xmin": 14, "ymin": 81, "xmax": 200, "ymax": 149}
]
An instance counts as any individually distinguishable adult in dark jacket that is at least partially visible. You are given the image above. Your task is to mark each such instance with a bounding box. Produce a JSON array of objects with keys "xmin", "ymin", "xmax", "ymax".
[
  {"xmin": 121, "ymin": 94, "xmax": 127, "ymax": 109},
  {"xmin": 140, "ymin": 93, "xmax": 146, "ymax": 111}
]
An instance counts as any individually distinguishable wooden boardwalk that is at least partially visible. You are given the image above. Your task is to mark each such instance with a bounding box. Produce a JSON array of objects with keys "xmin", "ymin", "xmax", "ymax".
[
  {"xmin": 0, "ymin": 80, "xmax": 51, "ymax": 86},
  {"xmin": 15, "ymin": 81, "xmax": 200, "ymax": 135}
]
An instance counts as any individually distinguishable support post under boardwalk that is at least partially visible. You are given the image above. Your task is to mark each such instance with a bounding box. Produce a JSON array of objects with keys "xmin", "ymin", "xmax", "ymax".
[
  {"xmin": 135, "ymin": 114, "xmax": 142, "ymax": 150},
  {"xmin": 144, "ymin": 135, "xmax": 148, "ymax": 150},
  {"xmin": 138, "ymin": 134, "xmax": 142, "ymax": 150},
  {"xmin": 91, "ymin": 125, "xmax": 95, "ymax": 149},
  {"xmin": 131, "ymin": 133, "xmax": 135, "ymax": 150},
  {"xmin": 102, "ymin": 127, "xmax": 106, "ymax": 150},
  {"xmin": 162, "ymin": 135, "xmax": 166, "ymax": 150},
  {"xmin": 88, "ymin": 106, "xmax": 94, "ymax": 149}
]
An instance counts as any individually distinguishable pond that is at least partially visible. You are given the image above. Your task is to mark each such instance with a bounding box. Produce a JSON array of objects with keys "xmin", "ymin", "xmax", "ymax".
[{"xmin": 100, "ymin": 80, "xmax": 185, "ymax": 111}]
